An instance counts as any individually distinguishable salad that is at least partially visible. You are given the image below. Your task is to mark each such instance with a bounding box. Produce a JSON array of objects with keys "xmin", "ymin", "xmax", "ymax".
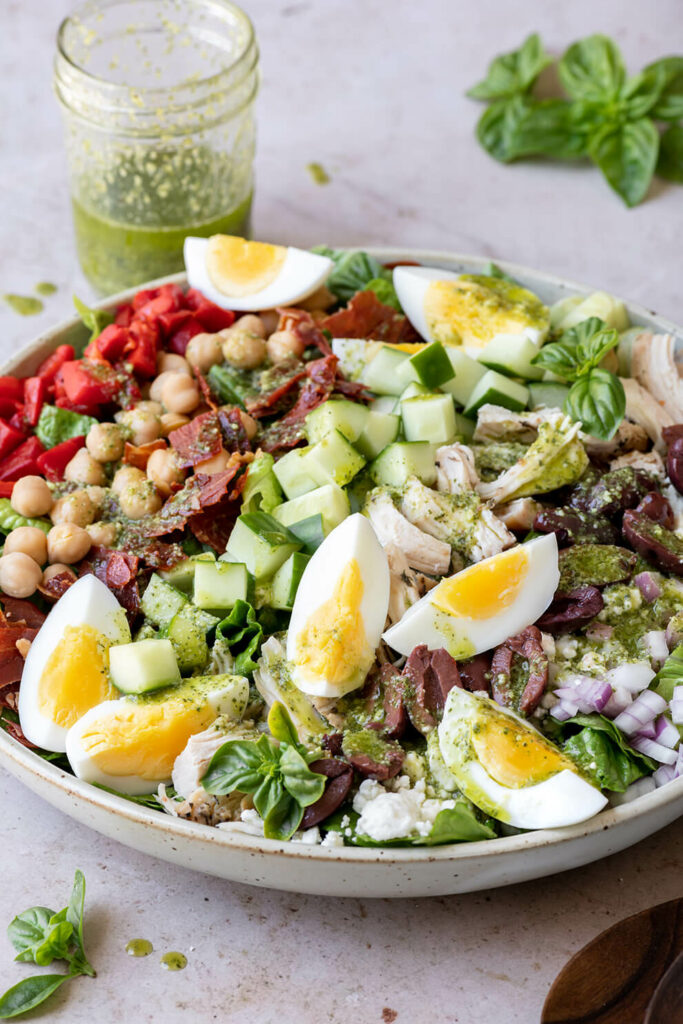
[{"xmin": 1, "ymin": 236, "xmax": 683, "ymax": 850}]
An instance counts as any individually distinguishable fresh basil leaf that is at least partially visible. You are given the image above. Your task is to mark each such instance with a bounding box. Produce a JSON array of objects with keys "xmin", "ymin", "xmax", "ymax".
[
  {"xmin": 657, "ymin": 124, "xmax": 683, "ymax": 184},
  {"xmin": 365, "ymin": 277, "xmax": 401, "ymax": 311},
  {"xmin": 7, "ymin": 909, "xmax": 54, "ymax": 957},
  {"xmin": 589, "ymin": 118, "xmax": 659, "ymax": 207},
  {"xmin": 558, "ymin": 34, "xmax": 625, "ymax": 103},
  {"xmin": 14, "ymin": 921, "xmax": 74, "ymax": 967},
  {"xmin": 560, "ymin": 713, "xmax": 656, "ymax": 791},
  {"xmin": 253, "ymin": 775, "xmax": 285, "ymax": 823},
  {"xmin": 73, "ymin": 295, "xmax": 114, "ymax": 344},
  {"xmin": 467, "ymin": 32, "xmax": 552, "ymax": 101},
  {"xmin": 312, "ymin": 248, "xmax": 389, "ymax": 303},
  {"xmin": 565, "ymin": 368, "xmax": 626, "ymax": 440},
  {"xmin": 34, "ymin": 405, "xmax": 98, "ymax": 450},
  {"xmin": 202, "ymin": 739, "xmax": 264, "ymax": 795},
  {"xmin": 531, "ymin": 338, "xmax": 581, "ymax": 380},
  {"xmin": 279, "ymin": 744, "xmax": 326, "ymax": 808},
  {"xmin": 0, "ymin": 973, "xmax": 72, "ymax": 1019},
  {"xmin": 267, "ymin": 702, "xmax": 299, "ymax": 747},
  {"xmin": 484, "ymin": 262, "xmax": 519, "ymax": 285},
  {"xmin": 216, "ymin": 600, "xmax": 264, "ymax": 676},
  {"xmin": 645, "ymin": 56, "xmax": 683, "ymax": 121},
  {"xmin": 620, "ymin": 66, "xmax": 667, "ymax": 119},
  {"xmin": 563, "ymin": 316, "xmax": 619, "ymax": 374},
  {"xmin": 66, "ymin": 870, "xmax": 94, "ymax": 978},
  {"xmin": 477, "ymin": 96, "xmax": 592, "ymax": 164},
  {"xmin": 263, "ymin": 790, "xmax": 304, "ymax": 841}
]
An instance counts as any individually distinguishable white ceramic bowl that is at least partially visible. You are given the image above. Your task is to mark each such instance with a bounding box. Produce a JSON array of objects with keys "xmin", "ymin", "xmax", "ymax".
[{"xmin": 1, "ymin": 249, "xmax": 682, "ymax": 898}]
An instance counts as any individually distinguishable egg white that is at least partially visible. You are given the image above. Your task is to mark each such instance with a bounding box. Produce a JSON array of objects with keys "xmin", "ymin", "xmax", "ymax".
[
  {"xmin": 184, "ymin": 237, "xmax": 333, "ymax": 312},
  {"xmin": 18, "ymin": 575, "xmax": 131, "ymax": 752},
  {"xmin": 286, "ymin": 513, "xmax": 390, "ymax": 698},
  {"xmin": 382, "ymin": 534, "xmax": 559, "ymax": 658}
]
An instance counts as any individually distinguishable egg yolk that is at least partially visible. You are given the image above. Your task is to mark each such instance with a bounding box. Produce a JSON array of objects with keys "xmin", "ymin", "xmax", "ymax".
[
  {"xmin": 37, "ymin": 626, "xmax": 117, "ymax": 730},
  {"xmin": 471, "ymin": 715, "xmax": 571, "ymax": 788},
  {"xmin": 424, "ymin": 277, "xmax": 540, "ymax": 349},
  {"xmin": 77, "ymin": 699, "xmax": 217, "ymax": 781},
  {"xmin": 431, "ymin": 546, "xmax": 528, "ymax": 620},
  {"xmin": 206, "ymin": 235, "xmax": 287, "ymax": 297},
  {"xmin": 294, "ymin": 559, "xmax": 373, "ymax": 688}
]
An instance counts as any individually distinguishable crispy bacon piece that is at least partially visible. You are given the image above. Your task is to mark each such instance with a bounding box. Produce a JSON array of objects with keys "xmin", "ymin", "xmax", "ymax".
[
  {"xmin": 1, "ymin": 716, "xmax": 38, "ymax": 749},
  {"xmin": 37, "ymin": 571, "xmax": 74, "ymax": 602},
  {"xmin": 169, "ymin": 412, "xmax": 223, "ymax": 468},
  {"xmin": 0, "ymin": 618, "xmax": 39, "ymax": 687},
  {"xmin": 321, "ymin": 290, "xmax": 420, "ymax": 343},
  {"xmin": 0, "ymin": 598, "xmax": 45, "ymax": 629},
  {"xmin": 277, "ymin": 308, "xmax": 333, "ymax": 357},
  {"xmin": 123, "ymin": 438, "xmax": 167, "ymax": 470},
  {"xmin": 491, "ymin": 626, "xmax": 549, "ymax": 715},
  {"xmin": 195, "ymin": 368, "xmax": 218, "ymax": 411},
  {"xmin": 259, "ymin": 356, "xmax": 339, "ymax": 453},
  {"xmin": 218, "ymin": 407, "xmax": 252, "ymax": 454},
  {"xmin": 79, "ymin": 550, "xmax": 142, "ymax": 621},
  {"xmin": 146, "ymin": 467, "xmax": 243, "ymax": 536},
  {"xmin": 189, "ymin": 495, "xmax": 241, "ymax": 553},
  {"xmin": 246, "ymin": 361, "xmax": 307, "ymax": 419}
]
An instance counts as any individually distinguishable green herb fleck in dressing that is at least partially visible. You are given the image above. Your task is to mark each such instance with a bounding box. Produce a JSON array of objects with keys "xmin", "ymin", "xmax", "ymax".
[
  {"xmin": 126, "ymin": 938, "xmax": 153, "ymax": 957},
  {"xmin": 161, "ymin": 951, "xmax": 187, "ymax": 971},
  {"xmin": 3, "ymin": 293, "xmax": 43, "ymax": 316},
  {"xmin": 307, "ymin": 162, "xmax": 331, "ymax": 185}
]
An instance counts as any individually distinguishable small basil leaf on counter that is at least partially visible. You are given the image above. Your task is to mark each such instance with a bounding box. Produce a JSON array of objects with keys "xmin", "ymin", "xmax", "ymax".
[
  {"xmin": 477, "ymin": 96, "xmax": 592, "ymax": 164},
  {"xmin": 619, "ymin": 66, "xmax": 667, "ymax": 119},
  {"xmin": 565, "ymin": 368, "xmax": 626, "ymax": 441},
  {"xmin": 467, "ymin": 32, "xmax": 552, "ymax": 101},
  {"xmin": 7, "ymin": 909, "xmax": 55, "ymax": 957},
  {"xmin": 588, "ymin": 118, "xmax": 659, "ymax": 207},
  {"xmin": 645, "ymin": 56, "xmax": 683, "ymax": 121},
  {"xmin": 657, "ymin": 124, "xmax": 683, "ymax": 184},
  {"xmin": 0, "ymin": 974, "xmax": 72, "ymax": 1020},
  {"xmin": 66, "ymin": 870, "xmax": 95, "ymax": 978},
  {"xmin": 558, "ymin": 34, "xmax": 625, "ymax": 103}
]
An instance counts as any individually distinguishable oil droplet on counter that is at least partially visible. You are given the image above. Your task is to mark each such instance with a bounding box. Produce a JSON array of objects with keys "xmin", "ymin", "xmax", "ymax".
[
  {"xmin": 35, "ymin": 282, "xmax": 57, "ymax": 296},
  {"xmin": 126, "ymin": 938, "xmax": 153, "ymax": 957},
  {"xmin": 3, "ymin": 294, "xmax": 44, "ymax": 316},
  {"xmin": 306, "ymin": 161, "xmax": 330, "ymax": 185},
  {"xmin": 161, "ymin": 952, "xmax": 187, "ymax": 971}
]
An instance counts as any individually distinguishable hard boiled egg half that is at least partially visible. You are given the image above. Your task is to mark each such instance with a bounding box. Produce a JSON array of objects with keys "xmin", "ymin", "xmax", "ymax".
[
  {"xmin": 393, "ymin": 266, "xmax": 550, "ymax": 355},
  {"xmin": 18, "ymin": 575, "xmax": 130, "ymax": 752},
  {"xmin": 437, "ymin": 688, "xmax": 607, "ymax": 828},
  {"xmin": 286, "ymin": 513, "xmax": 390, "ymax": 698},
  {"xmin": 382, "ymin": 534, "xmax": 559, "ymax": 659},
  {"xmin": 184, "ymin": 235, "xmax": 333, "ymax": 311},
  {"xmin": 66, "ymin": 674, "xmax": 249, "ymax": 795}
]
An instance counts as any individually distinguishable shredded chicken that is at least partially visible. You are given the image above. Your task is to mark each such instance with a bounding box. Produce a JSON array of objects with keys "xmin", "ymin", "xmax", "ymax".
[
  {"xmin": 631, "ymin": 332, "xmax": 683, "ymax": 422},
  {"xmin": 253, "ymin": 636, "xmax": 328, "ymax": 741},
  {"xmin": 365, "ymin": 489, "xmax": 451, "ymax": 575},
  {"xmin": 310, "ymin": 696, "xmax": 346, "ymax": 730},
  {"xmin": 610, "ymin": 448, "xmax": 666, "ymax": 479},
  {"xmin": 157, "ymin": 783, "xmax": 243, "ymax": 826},
  {"xmin": 171, "ymin": 716, "xmax": 235, "ymax": 800},
  {"xmin": 473, "ymin": 404, "xmax": 560, "ymax": 443},
  {"xmin": 494, "ymin": 497, "xmax": 542, "ymax": 531},
  {"xmin": 398, "ymin": 475, "xmax": 514, "ymax": 563},
  {"xmin": 384, "ymin": 541, "xmax": 438, "ymax": 625},
  {"xmin": 621, "ymin": 377, "xmax": 674, "ymax": 453},
  {"xmin": 435, "ymin": 443, "xmax": 480, "ymax": 492},
  {"xmin": 582, "ymin": 419, "xmax": 649, "ymax": 458}
]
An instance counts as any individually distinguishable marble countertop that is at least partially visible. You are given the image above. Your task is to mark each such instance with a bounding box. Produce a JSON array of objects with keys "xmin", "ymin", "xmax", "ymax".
[{"xmin": 1, "ymin": 0, "xmax": 682, "ymax": 1020}]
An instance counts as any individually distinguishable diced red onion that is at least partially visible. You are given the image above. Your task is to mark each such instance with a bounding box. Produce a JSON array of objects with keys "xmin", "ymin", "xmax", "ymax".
[
  {"xmin": 653, "ymin": 764, "xmax": 678, "ymax": 787},
  {"xmin": 630, "ymin": 734, "xmax": 679, "ymax": 764},
  {"xmin": 635, "ymin": 571, "xmax": 663, "ymax": 602},
  {"xmin": 643, "ymin": 630, "xmax": 669, "ymax": 667},
  {"xmin": 654, "ymin": 715, "xmax": 680, "ymax": 749},
  {"xmin": 585, "ymin": 622, "xmax": 613, "ymax": 641},
  {"xmin": 674, "ymin": 685, "xmax": 683, "ymax": 701},
  {"xmin": 605, "ymin": 662, "xmax": 655, "ymax": 694},
  {"xmin": 613, "ymin": 689, "xmax": 668, "ymax": 734},
  {"xmin": 603, "ymin": 686, "xmax": 633, "ymax": 718},
  {"xmin": 554, "ymin": 677, "xmax": 613, "ymax": 714},
  {"xmin": 550, "ymin": 702, "xmax": 576, "ymax": 722},
  {"xmin": 670, "ymin": 699, "xmax": 683, "ymax": 725},
  {"xmin": 637, "ymin": 719, "xmax": 658, "ymax": 740}
]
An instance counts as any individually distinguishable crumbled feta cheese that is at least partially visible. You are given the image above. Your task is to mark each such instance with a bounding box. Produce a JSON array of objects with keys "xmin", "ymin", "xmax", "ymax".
[
  {"xmin": 579, "ymin": 650, "xmax": 608, "ymax": 674},
  {"xmin": 352, "ymin": 778, "xmax": 455, "ymax": 841},
  {"xmin": 217, "ymin": 808, "xmax": 264, "ymax": 837},
  {"xmin": 293, "ymin": 827, "xmax": 322, "ymax": 845},
  {"xmin": 321, "ymin": 830, "xmax": 345, "ymax": 849},
  {"xmin": 556, "ymin": 636, "xmax": 579, "ymax": 660}
]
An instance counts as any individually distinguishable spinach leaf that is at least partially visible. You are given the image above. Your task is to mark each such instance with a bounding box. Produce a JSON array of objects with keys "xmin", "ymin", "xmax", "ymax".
[
  {"xmin": 467, "ymin": 32, "xmax": 552, "ymax": 101},
  {"xmin": 657, "ymin": 124, "xmax": 683, "ymax": 184},
  {"xmin": 312, "ymin": 248, "xmax": 391, "ymax": 303},
  {"xmin": 73, "ymin": 295, "xmax": 114, "ymax": 344},
  {"xmin": 216, "ymin": 599, "xmax": 264, "ymax": 676},
  {"xmin": 325, "ymin": 799, "xmax": 496, "ymax": 847},
  {"xmin": 565, "ymin": 368, "xmax": 626, "ymax": 441},
  {"xmin": 561, "ymin": 713, "xmax": 656, "ymax": 791},
  {"xmin": 645, "ymin": 56, "xmax": 683, "ymax": 121},
  {"xmin": 558, "ymin": 34, "xmax": 625, "ymax": 103},
  {"xmin": 34, "ymin": 405, "xmax": 98, "ymax": 450},
  {"xmin": 589, "ymin": 118, "xmax": 659, "ymax": 207},
  {"xmin": 0, "ymin": 973, "xmax": 72, "ymax": 1019},
  {"xmin": 365, "ymin": 277, "xmax": 401, "ymax": 311}
]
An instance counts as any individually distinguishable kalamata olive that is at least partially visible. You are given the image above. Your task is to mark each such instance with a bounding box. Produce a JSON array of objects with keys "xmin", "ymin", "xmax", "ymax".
[
  {"xmin": 363, "ymin": 664, "xmax": 409, "ymax": 740},
  {"xmin": 558, "ymin": 544, "xmax": 637, "ymax": 591},
  {"xmin": 457, "ymin": 653, "xmax": 492, "ymax": 693},
  {"xmin": 490, "ymin": 627, "xmax": 548, "ymax": 715},
  {"xmin": 300, "ymin": 759, "xmax": 354, "ymax": 829},
  {"xmin": 622, "ymin": 510, "xmax": 683, "ymax": 575},
  {"xmin": 569, "ymin": 467, "xmax": 657, "ymax": 518},
  {"xmin": 533, "ymin": 507, "xmax": 619, "ymax": 547},
  {"xmin": 636, "ymin": 491, "xmax": 674, "ymax": 529},
  {"xmin": 666, "ymin": 437, "xmax": 683, "ymax": 496},
  {"xmin": 402, "ymin": 645, "xmax": 462, "ymax": 734},
  {"xmin": 536, "ymin": 586, "xmax": 605, "ymax": 634},
  {"xmin": 662, "ymin": 425, "xmax": 683, "ymax": 445}
]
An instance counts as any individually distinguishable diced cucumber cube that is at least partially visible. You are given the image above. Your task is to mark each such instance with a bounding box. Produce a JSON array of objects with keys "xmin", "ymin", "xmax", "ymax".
[
  {"xmin": 478, "ymin": 335, "xmax": 544, "ymax": 381},
  {"xmin": 369, "ymin": 441, "xmax": 437, "ymax": 487},
  {"xmin": 528, "ymin": 381, "xmax": 570, "ymax": 410},
  {"xmin": 370, "ymin": 395, "xmax": 398, "ymax": 415},
  {"xmin": 133, "ymin": 622, "xmax": 158, "ymax": 642},
  {"xmin": 166, "ymin": 607, "xmax": 212, "ymax": 674},
  {"xmin": 463, "ymin": 370, "xmax": 529, "ymax": 417},
  {"xmin": 158, "ymin": 554, "xmax": 214, "ymax": 595},
  {"xmin": 287, "ymin": 514, "xmax": 326, "ymax": 553},
  {"xmin": 109, "ymin": 638, "xmax": 181, "ymax": 695},
  {"xmin": 453, "ymin": 411, "xmax": 476, "ymax": 441},
  {"xmin": 272, "ymin": 447, "xmax": 321, "ymax": 500},
  {"xmin": 241, "ymin": 452, "xmax": 283, "ymax": 513},
  {"xmin": 140, "ymin": 574, "xmax": 188, "ymax": 629},
  {"xmin": 440, "ymin": 348, "xmax": 487, "ymax": 407},
  {"xmin": 271, "ymin": 552, "xmax": 311, "ymax": 610},
  {"xmin": 193, "ymin": 561, "xmax": 249, "ymax": 612},
  {"xmin": 305, "ymin": 430, "xmax": 366, "ymax": 487},
  {"xmin": 305, "ymin": 399, "xmax": 369, "ymax": 444},
  {"xmin": 355, "ymin": 410, "xmax": 400, "ymax": 460},
  {"xmin": 401, "ymin": 394, "xmax": 457, "ymax": 445},
  {"xmin": 361, "ymin": 345, "xmax": 410, "ymax": 396},
  {"xmin": 226, "ymin": 512, "xmax": 301, "ymax": 580},
  {"xmin": 273, "ymin": 483, "xmax": 350, "ymax": 535},
  {"xmin": 399, "ymin": 381, "xmax": 432, "ymax": 401},
  {"xmin": 402, "ymin": 341, "xmax": 455, "ymax": 388},
  {"xmin": 331, "ymin": 338, "xmax": 381, "ymax": 380}
]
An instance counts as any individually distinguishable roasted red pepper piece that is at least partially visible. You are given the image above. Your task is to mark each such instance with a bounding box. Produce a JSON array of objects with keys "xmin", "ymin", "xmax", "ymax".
[
  {"xmin": 0, "ymin": 482, "xmax": 15, "ymax": 497},
  {"xmin": 168, "ymin": 316, "xmax": 204, "ymax": 356},
  {"xmin": 157, "ymin": 309, "xmax": 193, "ymax": 337},
  {"xmin": 115, "ymin": 304, "xmax": 134, "ymax": 327},
  {"xmin": 185, "ymin": 289, "xmax": 236, "ymax": 332},
  {"xmin": 85, "ymin": 323, "xmax": 130, "ymax": 363},
  {"xmin": 8, "ymin": 407, "xmax": 25, "ymax": 432},
  {"xmin": 131, "ymin": 287, "xmax": 159, "ymax": 311},
  {"xmin": 0, "ymin": 420, "xmax": 25, "ymax": 461},
  {"xmin": 0, "ymin": 378, "xmax": 23, "ymax": 418},
  {"xmin": 126, "ymin": 319, "xmax": 159, "ymax": 377},
  {"xmin": 0, "ymin": 436, "xmax": 45, "ymax": 481},
  {"xmin": 23, "ymin": 377, "xmax": 47, "ymax": 427},
  {"xmin": 36, "ymin": 435, "xmax": 85, "ymax": 481},
  {"xmin": 58, "ymin": 360, "xmax": 120, "ymax": 408},
  {"xmin": 35, "ymin": 345, "xmax": 76, "ymax": 383},
  {"xmin": 136, "ymin": 283, "xmax": 185, "ymax": 320}
]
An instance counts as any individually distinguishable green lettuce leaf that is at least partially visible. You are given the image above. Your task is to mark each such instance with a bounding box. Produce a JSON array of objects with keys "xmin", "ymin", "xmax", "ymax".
[
  {"xmin": 312, "ymin": 247, "xmax": 392, "ymax": 303},
  {"xmin": 73, "ymin": 295, "xmax": 114, "ymax": 343},
  {"xmin": 325, "ymin": 799, "xmax": 496, "ymax": 847},
  {"xmin": 216, "ymin": 600, "xmax": 264, "ymax": 676},
  {"xmin": 34, "ymin": 404, "xmax": 98, "ymax": 450},
  {"xmin": 560, "ymin": 713, "xmax": 656, "ymax": 792}
]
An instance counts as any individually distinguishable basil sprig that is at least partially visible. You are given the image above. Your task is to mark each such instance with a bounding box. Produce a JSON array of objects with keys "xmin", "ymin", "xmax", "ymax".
[
  {"xmin": 202, "ymin": 703, "xmax": 326, "ymax": 840},
  {"xmin": 0, "ymin": 871, "xmax": 95, "ymax": 1019},
  {"xmin": 532, "ymin": 317, "xmax": 625, "ymax": 440},
  {"xmin": 468, "ymin": 34, "xmax": 683, "ymax": 206}
]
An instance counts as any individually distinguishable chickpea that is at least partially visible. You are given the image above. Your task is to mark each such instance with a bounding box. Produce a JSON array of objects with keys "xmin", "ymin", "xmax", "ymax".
[
  {"xmin": 157, "ymin": 352, "xmax": 191, "ymax": 375},
  {"xmin": 259, "ymin": 310, "xmax": 279, "ymax": 336},
  {"xmin": 116, "ymin": 407, "xmax": 162, "ymax": 446},
  {"xmin": 4, "ymin": 527, "xmax": 48, "ymax": 566},
  {"xmin": 0, "ymin": 552, "xmax": 42, "ymax": 599},
  {"xmin": 150, "ymin": 370, "xmax": 184, "ymax": 404},
  {"xmin": 297, "ymin": 284, "xmax": 335, "ymax": 312},
  {"xmin": 118, "ymin": 480, "xmax": 163, "ymax": 520},
  {"xmin": 146, "ymin": 448, "xmax": 187, "ymax": 497},
  {"xmin": 11, "ymin": 476, "xmax": 53, "ymax": 518},
  {"xmin": 236, "ymin": 314, "xmax": 267, "ymax": 339},
  {"xmin": 64, "ymin": 448, "xmax": 107, "ymax": 486},
  {"xmin": 111, "ymin": 465, "xmax": 146, "ymax": 495},
  {"xmin": 135, "ymin": 399, "xmax": 164, "ymax": 417},
  {"xmin": 47, "ymin": 523, "xmax": 91, "ymax": 565},
  {"xmin": 160, "ymin": 374, "xmax": 200, "ymax": 415},
  {"xmin": 50, "ymin": 491, "xmax": 96, "ymax": 528},
  {"xmin": 160, "ymin": 412, "xmax": 190, "ymax": 436},
  {"xmin": 86, "ymin": 422, "xmax": 125, "ymax": 464},
  {"xmin": 220, "ymin": 325, "xmax": 267, "ymax": 370},
  {"xmin": 266, "ymin": 329, "xmax": 306, "ymax": 364},
  {"xmin": 196, "ymin": 447, "xmax": 230, "ymax": 474},
  {"xmin": 238, "ymin": 410, "xmax": 258, "ymax": 440},
  {"xmin": 85, "ymin": 486, "xmax": 107, "ymax": 512},
  {"xmin": 87, "ymin": 521, "xmax": 118, "ymax": 547},
  {"xmin": 185, "ymin": 332, "xmax": 224, "ymax": 373},
  {"xmin": 42, "ymin": 563, "xmax": 76, "ymax": 584}
]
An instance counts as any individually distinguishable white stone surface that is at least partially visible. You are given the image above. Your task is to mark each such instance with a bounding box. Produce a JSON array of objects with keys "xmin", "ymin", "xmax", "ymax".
[{"xmin": 1, "ymin": 0, "xmax": 682, "ymax": 1020}]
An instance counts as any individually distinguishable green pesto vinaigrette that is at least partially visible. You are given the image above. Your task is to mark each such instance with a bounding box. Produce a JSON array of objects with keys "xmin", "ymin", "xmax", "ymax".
[
  {"xmin": 35, "ymin": 282, "xmax": 57, "ymax": 296},
  {"xmin": 161, "ymin": 951, "xmax": 187, "ymax": 971},
  {"xmin": 3, "ymin": 294, "xmax": 43, "ymax": 316},
  {"xmin": 126, "ymin": 938, "xmax": 153, "ymax": 957}
]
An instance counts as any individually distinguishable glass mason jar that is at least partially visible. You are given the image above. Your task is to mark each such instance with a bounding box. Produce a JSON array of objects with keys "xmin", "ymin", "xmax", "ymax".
[{"xmin": 54, "ymin": 0, "xmax": 258, "ymax": 295}]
